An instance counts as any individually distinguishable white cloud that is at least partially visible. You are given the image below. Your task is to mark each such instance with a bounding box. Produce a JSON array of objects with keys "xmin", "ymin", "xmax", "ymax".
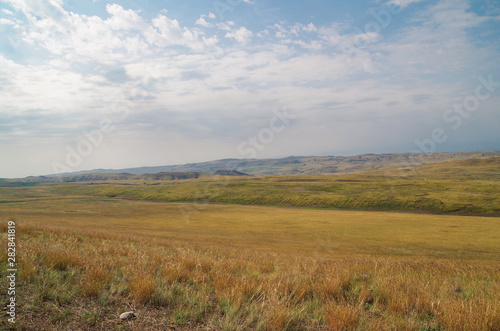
[
  {"xmin": 0, "ymin": 54, "xmax": 122, "ymax": 115},
  {"xmin": 303, "ymin": 23, "xmax": 317, "ymax": 32},
  {"xmin": 317, "ymin": 24, "xmax": 346, "ymax": 45},
  {"xmin": 385, "ymin": 0, "xmax": 426, "ymax": 8},
  {"xmin": 216, "ymin": 21, "xmax": 236, "ymax": 31},
  {"xmin": 374, "ymin": 0, "xmax": 498, "ymax": 74},
  {"xmin": 195, "ymin": 16, "xmax": 211, "ymax": 27},
  {"xmin": 202, "ymin": 35, "xmax": 218, "ymax": 47},
  {"xmin": 105, "ymin": 3, "xmax": 145, "ymax": 30},
  {"xmin": 272, "ymin": 23, "xmax": 321, "ymax": 40},
  {"xmin": 195, "ymin": 12, "xmax": 216, "ymax": 28},
  {"xmin": 421, "ymin": 0, "xmax": 490, "ymax": 29},
  {"xmin": 2, "ymin": 0, "xmax": 65, "ymax": 19},
  {"xmin": 225, "ymin": 26, "xmax": 253, "ymax": 44},
  {"xmin": 4, "ymin": 3, "xmax": 221, "ymax": 65},
  {"xmin": 0, "ymin": 0, "xmax": 499, "ymax": 177},
  {"xmin": 2, "ymin": 8, "xmax": 14, "ymax": 15},
  {"xmin": 283, "ymin": 39, "xmax": 323, "ymax": 50},
  {"xmin": 0, "ymin": 17, "xmax": 16, "ymax": 25}
]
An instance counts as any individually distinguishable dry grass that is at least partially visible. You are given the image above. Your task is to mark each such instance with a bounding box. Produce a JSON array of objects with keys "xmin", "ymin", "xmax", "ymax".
[
  {"xmin": 0, "ymin": 161, "xmax": 499, "ymax": 330},
  {"xmin": 1, "ymin": 197, "xmax": 499, "ymax": 262},
  {"xmin": 325, "ymin": 304, "xmax": 360, "ymax": 331},
  {"xmin": 1, "ymin": 221, "xmax": 499, "ymax": 330},
  {"xmin": 80, "ymin": 265, "xmax": 111, "ymax": 298}
]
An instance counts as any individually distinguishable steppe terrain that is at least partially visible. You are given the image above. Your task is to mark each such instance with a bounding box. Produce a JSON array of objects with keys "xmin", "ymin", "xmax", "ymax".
[{"xmin": 1, "ymin": 157, "xmax": 499, "ymax": 330}]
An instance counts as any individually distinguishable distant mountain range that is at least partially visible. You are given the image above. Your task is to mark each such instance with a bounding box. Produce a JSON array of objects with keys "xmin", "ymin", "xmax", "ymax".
[
  {"xmin": 49, "ymin": 151, "xmax": 500, "ymax": 176},
  {"xmin": 2, "ymin": 151, "xmax": 499, "ymax": 183}
]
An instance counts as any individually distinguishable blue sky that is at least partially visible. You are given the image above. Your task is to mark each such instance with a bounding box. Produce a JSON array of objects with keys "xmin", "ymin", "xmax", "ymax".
[{"xmin": 0, "ymin": 0, "xmax": 499, "ymax": 177}]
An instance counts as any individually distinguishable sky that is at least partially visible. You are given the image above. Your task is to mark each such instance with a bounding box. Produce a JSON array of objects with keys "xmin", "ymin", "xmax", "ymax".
[{"xmin": 0, "ymin": 0, "xmax": 499, "ymax": 178}]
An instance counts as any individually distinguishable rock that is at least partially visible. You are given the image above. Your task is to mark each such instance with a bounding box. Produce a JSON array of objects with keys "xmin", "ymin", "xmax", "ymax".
[{"xmin": 120, "ymin": 311, "xmax": 136, "ymax": 320}]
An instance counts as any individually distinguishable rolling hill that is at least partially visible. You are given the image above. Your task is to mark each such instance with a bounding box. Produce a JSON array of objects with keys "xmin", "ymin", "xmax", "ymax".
[
  {"xmin": 35, "ymin": 157, "xmax": 499, "ymax": 217},
  {"xmin": 45, "ymin": 151, "xmax": 500, "ymax": 177}
]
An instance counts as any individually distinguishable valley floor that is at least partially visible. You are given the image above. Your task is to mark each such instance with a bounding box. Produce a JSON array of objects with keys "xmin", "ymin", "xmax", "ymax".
[{"xmin": 1, "ymin": 196, "xmax": 500, "ymax": 330}]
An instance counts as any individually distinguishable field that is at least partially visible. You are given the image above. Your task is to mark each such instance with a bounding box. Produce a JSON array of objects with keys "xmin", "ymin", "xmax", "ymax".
[
  {"xmin": 32, "ymin": 157, "xmax": 499, "ymax": 217},
  {"xmin": 1, "ymin": 158, "xmax": 500, "ymax": 330}
]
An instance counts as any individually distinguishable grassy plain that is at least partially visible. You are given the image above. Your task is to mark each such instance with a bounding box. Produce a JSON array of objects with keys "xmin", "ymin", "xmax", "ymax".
[
  {"xmin": 42, "ymin": 157, "xmax": 500, "ymax": 216},
  {"xmin": 0, "ymin": 158, "xmax": 499, "ymax": 330}
]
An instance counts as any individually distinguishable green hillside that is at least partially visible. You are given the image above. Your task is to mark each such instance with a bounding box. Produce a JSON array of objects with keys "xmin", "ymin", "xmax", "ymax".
[{"xmin": 41, "ymin": 157, "xmax": 500, "ymax": 217}]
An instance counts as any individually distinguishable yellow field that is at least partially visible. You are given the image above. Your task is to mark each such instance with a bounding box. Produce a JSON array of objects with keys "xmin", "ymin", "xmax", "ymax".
[
  {"xmin": 1, "ymin": 189, "xmax": 500, "ymax": 330},
  {"xmin": 3, "ymin": 196, "xmax": 500, "ymax": 261}
]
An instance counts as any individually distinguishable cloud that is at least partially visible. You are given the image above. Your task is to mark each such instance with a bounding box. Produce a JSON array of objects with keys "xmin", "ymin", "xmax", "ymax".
[
  {"xmin": 195, "ymin": 13, "xmax": 215, "ymax": 27},
  {"xmin": 195, "ymin": 16, "xmax": 211, "ymax": 27},
  {"xmin": 105, "ymin": 3, "xmax": 144, "ymax": 30},
  {"xmin": 373, "ymin": 0, "xmax": 498, "ymax": 74},
  {"xmin": 1, "ymin": 8, "xmax": 14, "ymax": 15},
  {"xmin": 4, "ymin": 2, "xmax": 219, "ymax": 65},
  {"xmin": 0, "ymin": 0, "xmax": 499, "ymax": 177},
  {"xmin": 180, "ymin": 70, "xmax": 211, "ymax": 81},
  {"xmin": 303, "ymin": 23, "xmax": 317, "ymax": 32},
  {"xmin": 0, "ymin": 17, "xmax": 17, "ymax": 25},
  {"xmin": 103, "ymin": 67, "xmax": 131, "ymax": 83},
  {"xmin": 2, "ymin": 0, "xmax": 64, "ymax": 18},
  {"xmin": 385, "ymin": 0, "xmax": 427, "ymax": 8},
  {"xmin": 225, "ymin": 26, "xmax": 253, "ymax": 44}
]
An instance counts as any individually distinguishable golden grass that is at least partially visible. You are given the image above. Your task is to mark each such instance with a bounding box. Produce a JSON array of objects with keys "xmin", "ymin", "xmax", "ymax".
[
  {"xmin": 0, "ymin": 161, "xmax": 499, "ymax": 329},
  {"xmin": 80, "ymin": 265, "xmax": 111, "ymax": 298},
  {"xmin": 1, "ymin": 221, "xmax": 499, "ymax": 330},
  {"xmin": 325, "ymin": 304, "xmax": 360, "ymax": 331},
  {"xmin": 2, "ymin": 197, "xmax": 499, "ymax": 262}
]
